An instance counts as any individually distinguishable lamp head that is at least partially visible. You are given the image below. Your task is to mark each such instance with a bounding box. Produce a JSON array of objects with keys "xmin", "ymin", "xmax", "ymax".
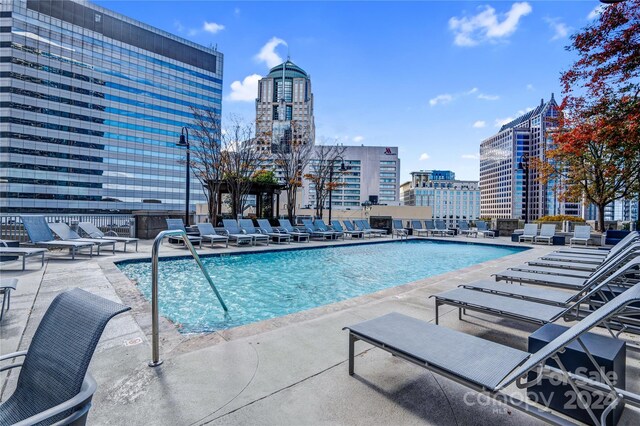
[{"xmin": 177, "ymin": 134, "xmax": 188, "ymax": 147}]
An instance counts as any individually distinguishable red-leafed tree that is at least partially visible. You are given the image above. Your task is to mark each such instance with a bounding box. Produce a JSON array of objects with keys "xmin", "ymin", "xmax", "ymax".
[{"xmin": 539, "ymin": 0, "xmax": 640, "ymax": 231}]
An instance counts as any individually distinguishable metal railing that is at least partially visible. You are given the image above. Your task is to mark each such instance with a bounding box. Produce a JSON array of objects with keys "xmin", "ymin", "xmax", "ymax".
[
  {"xmin": 149, "ymin": 229, "xmax": 227, "ymax": 367},
  {"xmin": 0, "ymin": 214, "xmax": 134, "ymax": 242}
]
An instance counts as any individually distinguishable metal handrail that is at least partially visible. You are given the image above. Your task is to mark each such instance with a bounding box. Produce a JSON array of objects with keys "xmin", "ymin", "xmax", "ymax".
[{"xmin": 149, "ymin": 229, "xmax": 228, "ymax": 367}]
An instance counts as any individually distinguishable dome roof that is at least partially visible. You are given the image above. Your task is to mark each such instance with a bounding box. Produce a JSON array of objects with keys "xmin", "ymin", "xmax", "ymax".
[{"xmin": 266, "ymin": 60, "xmax": 308, "ymax": 79}]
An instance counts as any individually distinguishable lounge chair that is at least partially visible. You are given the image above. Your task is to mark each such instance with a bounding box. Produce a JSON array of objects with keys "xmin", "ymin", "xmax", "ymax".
[
  {"xmin": 534, "ymin": 224, "xmax": 556, "ymax": 245},
  {"xmin": 345, "ymin": 285, "xmax": 640, "ymax": 426},
  {"xmin": 0, "ymin": 278, "xmax": 17, "ymax": 322},
  {"xmin": 21, "ymin": 216, "xmax": 94, "ymax": 259},
  {"xmin": 277, "ymin": 219, "xmax": 310, "ymax": 242},
  {"xmin": 519, "ymin": 223, "xmax": 538, "ymax": 243},
  {"xmin": 0, "ymin": 288, "xmax": 130, "ymax": 425},
  {"xmin": 432, "ymin": 257, "xmax": 640, "ymax": 327},
  {"xmin": 392, "ymin": 219, "xmax": 408, "ymax": 239},
  {"xmin": 331, "ymin": 220, "xmax": 363, "ymax": 239},
  {"xmin": 166, "ymin": 218, "xmax": 203, "ymax": 248},
  {"xmin": 195, "ymin": 223, "xmax": 230, "ymax": 248},
  {"xmin": 570, "ymin": 225, "xmax": 593, "ymax": 246},
  {"xmin": 301, "ymin": 219, "xmax": 336, "ymax": 240},
  {"xmin": 238, "ymin": 219, "xmax": 271, "ymax": 246},
  {"xmin": 475, "ymin": 220, "xmax": 495, "ymax": 238},
  {"xmin": 255, "ymin": 219, "xmax": 291, "ymax": 244},
  {"xmin": 0, "ymin": 240, "xmax": 46, "ymax": 271},
  {"xmin": 434, "ymin": 220, "xmax": 454, "ymax": 237},
  {"xmin": 344, "ymin": 220, "xmax": 374, "ymax": 238},
  {"xmin": 355, "ymin": 220, "xmax": 387, "ymax": 237},
  {"xmin": 561, "ymin": 231, "xmax": 638, "ymax": 254},
  {"xmin": 78, "ymin": 222, "xmax": 139, "ymax": 252},
  {"xmin": 410, "ymin": 220, "xmax": 430, "ymax": 237},
  {"xmin": 217, "ymin": 220, "xmax": 253, "ymax": 246},
  {"xmin": 316, "ymin": 219, "xmax": 343, "ymax": 239},
  {"xmin": 457, "ymin": 221, "xmax": 474, "ymax": 237},
  {"xmin": 48, "ymin": 222, "xmax": 116, "ymax": 255},
  {"xmin": 533, "ymin": 241, "xmax": 640, "ymax": 270}
]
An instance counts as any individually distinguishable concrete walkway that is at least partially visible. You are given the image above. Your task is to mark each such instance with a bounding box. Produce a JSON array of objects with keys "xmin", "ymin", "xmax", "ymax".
[{"xmin": 1, "ymin": 235, "xmax": 639, "ymax": 425}]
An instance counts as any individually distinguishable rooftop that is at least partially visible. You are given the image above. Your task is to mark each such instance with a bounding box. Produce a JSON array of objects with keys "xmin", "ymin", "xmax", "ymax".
[{"xmin": 266, "ymin": 60, "xmax": 309, "ymax": 79}]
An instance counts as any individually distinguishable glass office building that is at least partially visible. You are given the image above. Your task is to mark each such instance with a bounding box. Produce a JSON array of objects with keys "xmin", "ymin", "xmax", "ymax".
[{"xmin": 0, "ymin": 0, "xmax": 223, "ymax": 213}]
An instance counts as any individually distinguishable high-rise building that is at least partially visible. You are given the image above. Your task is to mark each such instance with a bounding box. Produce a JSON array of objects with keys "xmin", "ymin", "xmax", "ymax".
[
  {"xmin": 303, "ymin": 146, "xmax": 400, "ymax": 209},
  {"xmin": 402, "ymin": 170, "xmax": 480, "ymax": 227},
  {"xmin": 479, "ymin": 94, "xmax": 579, "ymax": 221},
  {"xmin": 0, "ymin": 0, "xmax": 222, "ymax": 213},
  {"xmin": 255, "ymin": 60, "xmax": 314, "ymax": 153}
]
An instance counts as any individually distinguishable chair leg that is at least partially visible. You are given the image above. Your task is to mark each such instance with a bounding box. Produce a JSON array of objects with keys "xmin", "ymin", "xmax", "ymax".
[
  {"xmin": 348, "ymin": 333, "xmax": 356, "ymax": 376},
  {"xmin": 22, "ymin": 255, "xmax": 26, "ymax": 271}
]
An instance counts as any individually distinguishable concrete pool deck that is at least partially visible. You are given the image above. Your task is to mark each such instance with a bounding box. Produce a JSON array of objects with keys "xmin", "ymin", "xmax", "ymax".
[{"xmin": 1, "ymin": 235, "xmax": 639, "ymax": 425}]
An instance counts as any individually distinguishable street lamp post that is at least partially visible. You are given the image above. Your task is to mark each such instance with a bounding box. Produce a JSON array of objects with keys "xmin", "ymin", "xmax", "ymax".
[
  {"xmin": 177, "ymin": 127, "xmax": 190, "ymax": 226},
  {"xmin": 518, "ymin": 154, "xmax": 530, "ymax": 223},
  {"xmin": 328, "ymin": 157, "xmax": 349, "ymax": 224}
]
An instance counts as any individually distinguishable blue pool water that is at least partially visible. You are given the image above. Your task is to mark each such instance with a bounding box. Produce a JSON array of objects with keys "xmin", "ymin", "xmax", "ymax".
[{"xmin": 118, "ymin": 240, "xmax": 524, "ymax": 333}]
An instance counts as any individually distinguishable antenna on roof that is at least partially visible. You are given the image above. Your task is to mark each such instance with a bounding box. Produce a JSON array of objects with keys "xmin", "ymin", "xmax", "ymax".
[{"xmin": 540, "ymin": 98, "xmax": 544, "ymax": 106}]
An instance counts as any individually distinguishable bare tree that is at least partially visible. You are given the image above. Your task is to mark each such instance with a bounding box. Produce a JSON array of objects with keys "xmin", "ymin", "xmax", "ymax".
[
  {"xmin": 273, "ymin": 120, "xmax": 314, "ymax": 220},
  {"xmin": 189, "ymin": 106, "xmax": 224, "ymax": 224},
  {"xmin": 224, "ymin": 116, "xmax": 264, "ymax": 217},
  {"xmin": 304, "ymin": 144, "xmax": 347, "ymax": 219}
]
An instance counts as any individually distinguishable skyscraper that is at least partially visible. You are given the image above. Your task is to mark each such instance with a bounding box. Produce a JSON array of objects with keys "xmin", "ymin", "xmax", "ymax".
[
  {"xmin": 479, "ymin": 94, "xmax": 579, "ymax": 221},
  {"xmin": 0, "ymin": 0, "xmax": 222, "ymax": 213},
  {"xmin": 255, "ymin": 60, "xmax": 315, "ymax": 153}
]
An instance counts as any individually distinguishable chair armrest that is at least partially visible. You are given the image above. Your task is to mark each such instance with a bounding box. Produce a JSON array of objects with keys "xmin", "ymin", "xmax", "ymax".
[
  {"xmin": 13, "ymin": 374, "xmax": 97, "ymax": 426},
  {"xmin": 104, "ymin": 230, "xmax": 119, "ymax": 237},
  {"xmin": 0, "ymin": 240, "xmax": 8, "ymax": 247},
  {"xmin": 0, "ymin": 350, "xmax": 27, "ymax": 372}
]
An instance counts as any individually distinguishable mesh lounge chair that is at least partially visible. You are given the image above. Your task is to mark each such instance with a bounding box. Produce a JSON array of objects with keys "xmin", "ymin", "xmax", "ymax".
[
  {"xmin": 277, "ymin": 219, "xmax": 310, "ymax": 242},
  {"xmin": 457, "ymin": 221, "xmax": 474, "ymax": 237},
  {"xmin": 316, "ymin": 219, "xmax": 343, "ymax": 240},
  {"xmin": 195, "ymin": 223, "xmax": 229, "ymax": 248},
  {"xmin": 301, "ymin": 219, "xmax": 336, "ymax": 240},
  {"xmin": 0, "ymin": 288, "xmax": 130, "ymax": 425},
  {"xmin": 48, "ymin": 222, "xmax": 116, "ymax": 255},
  {"xmin": 237, "ymin": 219, "xmax": 270, "ymax": 246},
  {"xmin": 0, "ymin": 240, "xmax": 46, "ymax": 271},
  {"xmin": 343, "ymin": 220, "xmax": 373, "ymax": 238},
  {"xmin": 0, "ymin": 278, "xmax": 17, "ymax": 322},
  {"xmin": 392, "ymin": 219, "xmax": 408, "ymax": 239},
  {"xmin": 571, "ymin": 225, "xmax": 593, "ymax": 247},
  {"xmin": 561, "ymin": 231, "xmax": 638, "ymax": 254},
  {"xmin": 434, "ymin": 220, "xmax": 454, "ymax": 237},
  {"xmin": 475, "ymin": 220, "xmax": 495, "ymax": 238},
  {"xmin": 256, "ymin": 219, "xmax": 291, "ymax": 244},
  {"xmin": 78, "ymin": 222, "xmax": 139, "ymax": 252},
  {"xmin": 345, "ymin": 285, "xmax": 640, "ymax": 426},
  {"xmin": 331, "ymin": 220, "xmax": 363, "ymax": 239},
  {"xmin": 519, "ymin": 224, "xmax": 538, "ymax": 243},
  {"xmin": 355, "ymin": 220, "xmax": 387, "ymax": 237},
  {"xmin": 166, "ymin": 218, "xmax": 203, "ymax": 248},
  {"xmin": 534, "ymin": 224, "xmax": 556, "ymax": 245},
  {"xmin": 410, "ymin": 220, "xmax": 430, "ymax": 237},
  {"xmin": 218, "ymin": 220, "xmax": 253, "ymax": 246},
  {"xmin": 21, "ymin": 216, "xmax": 94, "ymax": 259},
  {"xmin": 424, "ymin": 220, "xmax": 440, "ymax": 236}
]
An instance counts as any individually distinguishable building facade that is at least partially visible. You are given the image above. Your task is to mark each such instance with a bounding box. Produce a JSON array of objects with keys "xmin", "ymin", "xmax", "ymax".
[
  {"xmin": 255, "ymin": 60, "xmax": 314, "ymax": 153},
  {"xmin": 479, "ymin": 94, "xmax": 579, "ymax": 221},
  {"xmin": 303, "ymin": 145, "xmax": 400, "ymax": 209},
  {"xmin": 402, "ymin": 170, "xmax": 480, "ymax": 227},
  {"xmin": 0, "ymin": 0, "xmax": 222, "ymax": 213}
]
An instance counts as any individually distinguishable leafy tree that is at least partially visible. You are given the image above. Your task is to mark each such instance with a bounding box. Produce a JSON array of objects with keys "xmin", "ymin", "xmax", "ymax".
[
  {"xmin": 304, "ymin": 144, "xmax": 347, "ymax": 219},
  {"xmin": 539, "ymin": 1, "xmax": 640, "ymax": 231},
  {"xmin": 252, "ymin": 169, "xmax": 278, "ymax": 185}
]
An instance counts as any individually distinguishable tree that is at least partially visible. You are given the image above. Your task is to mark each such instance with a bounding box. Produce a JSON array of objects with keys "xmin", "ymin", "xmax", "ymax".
[
  {"xmin": 189, "ymin": 106, "xmax": 225, "ymax": 224},
  {"xmin": 223, "ymin": 117, "xmax": 264, "ymax": 217},
  {"xmin": 539, "ymin": 1, "xmax": 640, "ymax": 231},
  {"xmin": 273, "ymin": 120, "xmax": 314, "ymax": 220},
  {"xmin": 304, "ymin": 144, "xmax": 347, "ymax": 219}
]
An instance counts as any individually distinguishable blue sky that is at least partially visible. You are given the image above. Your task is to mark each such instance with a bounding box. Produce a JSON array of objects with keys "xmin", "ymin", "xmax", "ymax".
[{"xmin": 94, "ymin": 1, "xmax": 604, "ymax": 183}]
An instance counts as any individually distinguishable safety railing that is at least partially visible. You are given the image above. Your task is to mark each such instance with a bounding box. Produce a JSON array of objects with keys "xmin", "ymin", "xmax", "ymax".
[
  {"xmin": 149, "ymin": 229, "xmax": 227, "ymax": 367},
  {"xmin": 0, "ymin": 214, "xmax": 134, "ymax": 242}
]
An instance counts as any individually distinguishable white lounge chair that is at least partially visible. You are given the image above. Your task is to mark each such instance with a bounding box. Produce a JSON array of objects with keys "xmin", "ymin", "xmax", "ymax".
[
  {"xmin": 519, "ymin": 224, "xmax": 538, "ymax": 243},
  {"xmin": 571, "ymin": 225, "xmax": 592, "ymax": 247},
  {"xmin": 534, "ymin": 224, "xmax": 556, "ymax": 245}
]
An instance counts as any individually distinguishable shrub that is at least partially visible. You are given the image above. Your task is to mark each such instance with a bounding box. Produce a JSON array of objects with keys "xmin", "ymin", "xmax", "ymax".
[{"xmin": 535, "ymin": 215, "xmax": 585, "ymax": 223}]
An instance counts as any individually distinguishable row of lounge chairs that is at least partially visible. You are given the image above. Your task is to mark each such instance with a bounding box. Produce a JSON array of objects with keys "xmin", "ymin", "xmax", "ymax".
[
  {"xmin": 345, "ymin": 231, "xmax": 640, "ymax": 424},
  {"xmin": 0, "ymin": 216, "xmax": 140, "ymax": 269},
  {"xmin": 518, "ymin": 223, "xmax": 594, "ymax": 246},
  {"xmin": 393, "ymin": 219, "xmax": 494, "ymax": 238}
]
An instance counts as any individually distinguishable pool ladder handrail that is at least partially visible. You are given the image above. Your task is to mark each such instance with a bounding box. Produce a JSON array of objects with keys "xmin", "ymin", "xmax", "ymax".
[{"xmin": 149, "ymin": 229, "xmax": 228, "ymax": 367}]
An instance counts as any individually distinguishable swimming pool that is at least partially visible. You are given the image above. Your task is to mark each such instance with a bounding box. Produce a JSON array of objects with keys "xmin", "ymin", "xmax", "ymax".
[{"xmin": 118, "ymin": 240, "xmax": 524, "ymax": 333}]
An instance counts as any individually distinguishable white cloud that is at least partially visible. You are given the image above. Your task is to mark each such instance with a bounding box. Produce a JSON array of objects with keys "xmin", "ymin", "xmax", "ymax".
[
  {"xmin": 449, "ymin": 2, "xmax": 532, "ymax": 47},
  {"xmin": 526, "ymin": 83, "xmax": 535, "ymax": 91},
  {"xmin": 588, "ymin": 5, "xmax": 605, "ymax": 20},
  {"xmin": 429, "ymin": 94, "xmax": 453, "ymax": 106},
  {"xmin": 234, "ymin": 8, "xmax": 241, "ymax": 17},
  {"xmin": 203, "ymin": 21, "xmax": 225, "ymax": 34},
  {"xmin": 466, "ymin": 87, "xmax": 479, "ymax": 95},
  {"xmin": 495, "ymin": 117, "xmax": 514, "ymax": 127},
  {"xmin": 544, "ymin": 17, "xmax": 570, "ymax": 41},
  {"xmin": 419, "ymin": 153, "xmax": 430, "ymax": 161},
  {"xmin": 174, "ymin": 21, "xmax": 184, "ymax": 33},
  {"xmin": 478, "ymin": 93, "xmax": 500, "ymax": 101},
  {"xmin": 353, "ymin": 135, "xmax": 364, "ymax": 143},
  {"xmin": 517, "ymin": 106, "xmax": 534, "ymax": 115},
  {"xmin": 462, "ymin": 153, "xmax": 480, "ymax": 160},
  {"xmin": 227, "ymin": 74, "xmax": 261, "ymax": 102},
  {"xmin": 473, "ymin": 120, "xmax": 486, "ymax": 128},
  {"xmin": 255, "ymin": 37, "xmax": 288, "ymax": 68}
]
